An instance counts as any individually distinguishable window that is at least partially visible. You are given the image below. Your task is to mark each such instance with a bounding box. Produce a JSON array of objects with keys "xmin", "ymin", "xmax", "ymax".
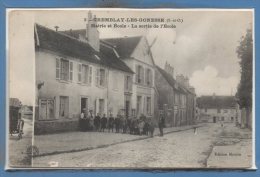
[
  {"xmin": 146, "ymin": 97, "xmax": 151, "ymax": 115},
  {"xmin": 224, "ymin": 109, "xmax": 228, "ymax": 113},
  {"xmin": 99, "ymin": 99, "xmax": 105, "ymax": 115},
  {"xmin": 146, "ymin": 68, "xmax": 153, "ymax": 86},
  {"xmin": 56, "ymin": 59, "xmax": 60, "ymax": 79},
  {"xmin": 69, "ymin": 62, "xmax": 73, "ymax": 81},
  {"xmin": 39, "ymin": 99, "xmax": 55, "ymax": 120},
  {"xmin": 217, "ymin": 108, "xmax": 221, "ymax": 113},
  {"xmin": 60, "ymin": 59, "xmax": 69, "ymax": 81},
  {"xmin": 82, "ymin": 64, "xmax": 89, "ymax": 84},
  {"xmin": 100, "ymin": 69, "xmax": 106, "ymax": 86},
  {"xmin": 205, "ymin": 108, "xmax": 207, "ymax": 112},
  {"xmin": 174, "ymin": 93, "xmax": 179, "ymax": 104},
  {"xmin": 59, "ymin": 96, "xmax": 69, "ymax": 118},
  {"xmin": 136, "ymin": 65, "xmax": 144, "ymax": 84},
  {"xmin": 56, "ymin": 58, "xmax": 71, "ymax": 81},
  {"xmin": 78, "ymin": 64, "xmax": 82, "ymax": 82},
  {"xmin": 137, "ymin": 96, "xmax": 142, "ymax": 116},
  {"xmin": 78, "ymin": 64, "xmax": 92, "ymax": 84},
  {"xmin": 125, "ymin": 75, "xmax": 132, "ymax": 91},
  {"xmin": 96, "ymin": 68, "xmax": 107, "ymax": 87}
]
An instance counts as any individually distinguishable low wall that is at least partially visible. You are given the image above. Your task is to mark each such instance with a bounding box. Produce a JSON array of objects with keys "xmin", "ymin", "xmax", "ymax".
[{"xmin": 34, "ymin": 119, "xmax": 79, "ymax": 135}]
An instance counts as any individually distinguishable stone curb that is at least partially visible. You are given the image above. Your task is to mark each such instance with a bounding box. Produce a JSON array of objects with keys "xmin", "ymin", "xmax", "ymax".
[{"xmin": 34, "ymin": 125, "xmax": 203, "ymax": 158}]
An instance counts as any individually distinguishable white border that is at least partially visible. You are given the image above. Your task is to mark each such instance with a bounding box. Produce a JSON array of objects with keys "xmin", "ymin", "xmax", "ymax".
[{"xmin": 5, "ymin": 8, "xmax": 256, "ymax": 170}]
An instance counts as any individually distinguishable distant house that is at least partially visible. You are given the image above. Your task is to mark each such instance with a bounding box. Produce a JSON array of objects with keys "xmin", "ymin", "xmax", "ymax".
[
  {"xmin": 155, "ymin": 63, "xmax": 196, "ymax": 127},
  {"xmin": 34, "ymin": 12, "xmax": 134, "ymax": 134},
  {"xmin": 197, "ymin": 95, "xmax": 237, "ymax": 123}
]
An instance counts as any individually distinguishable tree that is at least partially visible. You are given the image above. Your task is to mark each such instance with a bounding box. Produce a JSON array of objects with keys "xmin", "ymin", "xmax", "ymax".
[{"xmin": 236, "ymin": 28, "xmax": 253, "ymax": 108}]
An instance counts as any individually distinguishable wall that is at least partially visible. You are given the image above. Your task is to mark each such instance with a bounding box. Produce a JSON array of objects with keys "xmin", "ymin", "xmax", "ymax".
[
  {"xmin": 122, "ymin": 37, "xmax": 156, "ymax": 119},
  {"xmin": 107, "ymin": 68, "xmax": 133, "ymax": 117},
  {"xmin": 199, "ymin": 108, "xmax": 236, "ymax": 123},
  {"xmin": 36, "ymin": 49, "xmax": 129, "ymax": 122},
  {"xmin": 155, "ymin": 68, "xmax": 175, "ymax": 127}
]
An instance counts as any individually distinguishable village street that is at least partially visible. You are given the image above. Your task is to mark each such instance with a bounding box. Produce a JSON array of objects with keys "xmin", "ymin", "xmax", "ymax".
[
  {"xmin": 32, "ymin": 122, "xmax": 252, "ymax": 168},
  {"xmin": 8, "ymin": 115, "xmax": 33, "ymax": 167}
]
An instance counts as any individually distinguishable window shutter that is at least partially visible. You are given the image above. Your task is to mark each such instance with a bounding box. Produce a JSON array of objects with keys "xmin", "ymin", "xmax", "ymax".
[
  {"xmin": 95, "ymin": 99, "xmax": 99, "ymax": 115},
  {"xmin": 105, "ymin": 69, "xmax": 108, "ymax": 87},
  {"xmin": 78, "ymin": 64, "xmax": 82, "ymax": 82},
  {"xmin": 56, "ymin": 58, "xmax": 60, "ymax": 79},
  {"xmin": 135, "ymin": 65, "xmax": 138, "ymax": 83},
  {"xmin": 69, "ymin": 61, "xmax": 73, "ymax": 81},
  {"xmin": 145, "ymin": 68, "xmax": 148, "ymax": 85},
  {"xmin": 65, "ymin": 61, "xmax": 69, "ymax": 81},
  {"xmin": 150, "ymin": 70, "xmax": 153, "ymax": 86},
  {"xmin": 130, "ymin": 76, "xmax": 133, "ymax": 91},
  {"xmin": 141, "ymin": 67, "xmax": 145, "ymax": 84},
  {"xmin": 143, "ymin": 96, "xmax": 146, "ymax": 114},
  {"xmin": 95, "ymin": 68, "xmax": 100, "ymax": 86},
  {"xmin": 124, "ymin": 75, "xmax": 127, "ymax": 90},
  {"xmin": 89, "ymin": 66, "xmax": 92, "ymax": 84},
  {"xmin": 104, "ymin": 99, "xmax": 107, "ymax": 115}
]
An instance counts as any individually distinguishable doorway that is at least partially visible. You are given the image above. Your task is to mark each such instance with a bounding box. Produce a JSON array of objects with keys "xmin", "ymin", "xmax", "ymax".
[
  {"xmin": 125, "ymin": 101, "xmax": 130, "ymax": 118},
  {"xmin": 213, "ymin": 116, "xmax": 216, "ymax": 123},
  {"xmin": 81, "ymin": 97, "xmax": 88, "ymax": 116}
]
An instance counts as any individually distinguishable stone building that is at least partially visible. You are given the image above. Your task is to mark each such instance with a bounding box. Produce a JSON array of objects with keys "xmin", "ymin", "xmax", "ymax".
[
  {"xmin": 101, "ymin": 36, "xmax": 156, "ymax": 119},
  {"xmin": 197, "ymin": 95, "xmax": 237, "ymax": 123},
  {"xmin": 155, "ymin": 63, "xmax": 196, "ymax": 127},
  {"xmin": 34, "ymin": 12, "xmax": 134, "ymax": 134}
]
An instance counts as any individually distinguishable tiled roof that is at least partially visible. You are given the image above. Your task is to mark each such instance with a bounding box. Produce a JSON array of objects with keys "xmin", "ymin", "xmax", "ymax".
[
  {"xmin": 61, "ymin": 29, "xmax": 86, "ymax": 39},
  {"xmin": 197, "ymin": 96, "xmax": 236, "ymax": 109},
  {"xmin": 102, "ymin": 36, "xmax": 142, "ymax": 58},
  {"xmin": 100, "ymin": 43, "xmax": 134, "ymax": 73},
  {"xmin": 34, "ymin": 24, "xmax": 133, "ymax": 73},
  {"xmin": 156, "ymin": 66, "xmax": 185, "ymax": 94}
]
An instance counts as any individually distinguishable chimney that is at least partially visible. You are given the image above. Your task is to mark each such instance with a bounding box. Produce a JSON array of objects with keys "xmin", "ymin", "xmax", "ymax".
[
  {"xmin": 189, "ymin": 87, "xmax": 195, "ymax": 94},
  {"xmin": 164, "ymin": 61, "xmax": 174, "ymax": 78},
  {"xmin": 176, "ymin": 74, "xmax": 185, "ymax": 85},
  {"xmin": 183, "ymin": 76, "xmax": 190, "ymax": 88},
  {"xmin": 86, "ymin": 11, "xmax": 100, "ymax": 51}
]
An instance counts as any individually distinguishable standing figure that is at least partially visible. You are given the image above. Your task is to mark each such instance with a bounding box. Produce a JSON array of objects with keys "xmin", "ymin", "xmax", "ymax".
[
  {"xmin": 148, "ymin": 118, "xmax": 155, "ymax": 137},
  {"xmin": 143, "ymin": 120, "xmax": 149, "ymax": 136},
  {"xmin": 158, "ymin": 115, "xmax": 165, "ymax": 137},
  {"xmin": 108, "ymin": 114, "xmax": 115, "ymax": 132},
  {"xmin": 138, "ymin": 119, "xmax": 145, "ymax": 135},
  {"xmin": 89, "ymin": 111, "xmax": 94, "ymax": 131},
  {"xmin": 101, "ymin": 114, "xmax": 107, "ymax": 132},
  {"xmin": 115, "ymin": 115, "xmax": 120, "ymax": 133},
  {"xmin": 122, "ymin": 117, "xmax": 127, "ymax": 133},
  {"xmin": 94, "ymin": 113, "xmax": 101, "ymax": 132},
  {"xmin": 127, "ymin": 118, "xmax": 132, "ymax": 134}
]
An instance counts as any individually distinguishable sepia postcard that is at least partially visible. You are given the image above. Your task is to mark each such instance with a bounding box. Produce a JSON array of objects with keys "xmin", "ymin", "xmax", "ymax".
[{"xmin": 6, "ymin": 8, "xmax": 255, "ymax": 169}]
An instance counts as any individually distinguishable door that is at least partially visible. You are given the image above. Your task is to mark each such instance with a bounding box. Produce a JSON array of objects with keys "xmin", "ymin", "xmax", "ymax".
[
  {"xmin": 213, "ymin": 116, "xmax": 216, "ymax": 123},
  {"xmin": 81, "ymin": 97, "xmax": 88, "ymax": 115},
  {"xmin": 125, "ymin": 101, "xmax": 130, "ymax": 118},
  {"xmin": 60, "ymin": 96, "xmax": 69, "ymax": 118}
]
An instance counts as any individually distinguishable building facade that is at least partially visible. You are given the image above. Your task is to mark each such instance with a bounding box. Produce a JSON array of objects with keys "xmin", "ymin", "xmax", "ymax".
[
  {"xmin": 34, "ymin": 13, "xmax": 134, "ymax": 134},
  {"xmin": 197, "ymin": 95, "xmax": 237, "ymax": 123},
  {"xmin": 155, "ymin": 63, "xmax": 196, "ymax": 127},
  {"xmin": 101, "ymin": 36, "xmax": 156, "ymax": 120}
]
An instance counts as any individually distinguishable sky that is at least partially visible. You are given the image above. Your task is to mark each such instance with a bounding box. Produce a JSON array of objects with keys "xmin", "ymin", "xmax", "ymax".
[{"xmin": 8, "ymin": 9, "xmax": 253, "ymax": 105}]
